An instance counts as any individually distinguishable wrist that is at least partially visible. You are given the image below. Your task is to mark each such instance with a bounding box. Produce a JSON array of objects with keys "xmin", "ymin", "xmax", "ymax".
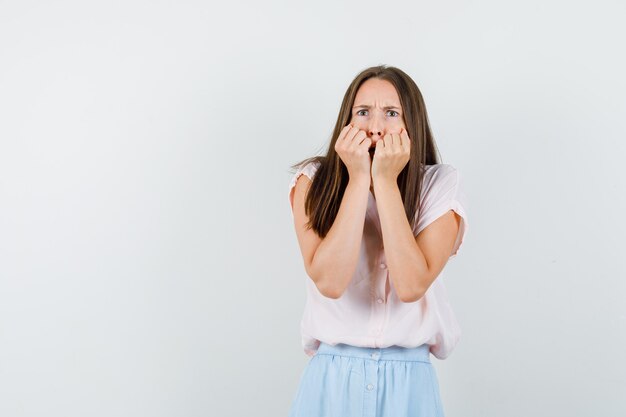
[
  {"xmin": 348, "ymin": 175, "xmax": 371, "ymax": 189},
  {"xmin": 372, "ymin": 176, "xmax": 397, "ymax": 189}
]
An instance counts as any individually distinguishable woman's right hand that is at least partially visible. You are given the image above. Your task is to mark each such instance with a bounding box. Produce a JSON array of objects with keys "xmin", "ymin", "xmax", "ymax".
[{"xmin": 334, "ymin": 124, "xmax": 372, "ymax": 183}]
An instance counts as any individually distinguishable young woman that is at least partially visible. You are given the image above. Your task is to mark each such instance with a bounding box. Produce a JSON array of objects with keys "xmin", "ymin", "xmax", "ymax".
[{"xmin": 287, "ymin": 65, "xmax": 468, "ymax": 417}]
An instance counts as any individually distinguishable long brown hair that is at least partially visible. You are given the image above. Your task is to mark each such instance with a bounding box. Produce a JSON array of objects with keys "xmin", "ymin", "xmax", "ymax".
[{"xmin": 290, "ymin": 65, "xmax": 441, "ymax": 238}]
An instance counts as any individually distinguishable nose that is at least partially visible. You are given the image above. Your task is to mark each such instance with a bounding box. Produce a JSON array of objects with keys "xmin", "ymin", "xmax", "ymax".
[{"xmin": 368, "ymin": 115, "xmax": 384, "ymax": 140}]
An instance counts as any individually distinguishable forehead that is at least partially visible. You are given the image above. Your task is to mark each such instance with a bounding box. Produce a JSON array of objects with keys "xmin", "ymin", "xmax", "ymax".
[{"xmin": 354, "ymin": 78, "xmax": 401, "ymax": 105}]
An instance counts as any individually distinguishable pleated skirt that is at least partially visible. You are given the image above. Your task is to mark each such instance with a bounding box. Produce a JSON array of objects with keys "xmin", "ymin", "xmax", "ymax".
[{"xmin": 288, "ymin": 342, "xmax": 445, "ymax": 417}]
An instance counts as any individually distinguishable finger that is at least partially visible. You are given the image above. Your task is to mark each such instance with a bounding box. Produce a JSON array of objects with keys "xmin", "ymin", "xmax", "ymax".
[
  {"xmin": 337, "ymin": 124, "xmax": 354, "ymax": 143},
  {"xmin": 348, "ymin": 127, "xmax": 365, "ymax": 143},
  {"xmin": 400, "ymin": 128, "xmax": 411, "ymax": 152},
  {"xmin": 352, "ymin": 129, "xmax": 367, "ymax": 147},
  {"xmin": 359, "ymin": 136, "xmax": 372, "ymax": 153},
  {"xmin": 358, "ymin": 133, "xmax": 371, "ymax": 148},
  {"xmin": 345, "ymin": 125, "xmax": 362, "ymax": 143},
  {"xmin": 373, "ymin": 139, "xmax": 383, "ymax": 160},
  {"xmin": 391, "ymin": 133, "xmax": 400, "ymax": 149},
  {"xmin": 397, "ymin": 133, "xmax": 403, "ymax": 152},
  {"xmin": 348, "ymin": 124, "xmax": 360, "ymax": 138}
]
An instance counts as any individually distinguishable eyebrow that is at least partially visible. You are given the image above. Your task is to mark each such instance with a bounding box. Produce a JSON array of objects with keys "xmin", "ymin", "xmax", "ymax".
[{"xmin": 352, "ymin": 104, "xmax": 401, "ymax": 110}]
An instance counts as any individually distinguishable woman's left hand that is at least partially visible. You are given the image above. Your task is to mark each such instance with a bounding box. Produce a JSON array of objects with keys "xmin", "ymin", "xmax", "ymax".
[{"xmin": 371, "ymin": 128, "xmax": 411, "ymax": 184}]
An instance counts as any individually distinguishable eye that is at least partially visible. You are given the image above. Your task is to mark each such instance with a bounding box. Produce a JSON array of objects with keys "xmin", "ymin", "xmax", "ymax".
[
  {"xmin": 356, "ymin": 109, "xmax": 368, "ymax": 116},
  {"xmin": 387, "ymin": 110, "xmax": 400, "ymax": 117}
]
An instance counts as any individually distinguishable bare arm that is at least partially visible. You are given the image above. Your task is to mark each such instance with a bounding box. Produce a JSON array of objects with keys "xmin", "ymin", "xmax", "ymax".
[
  {"xmin": 374, "ymin": 178, "xmax": 460, "ymax": 302},
  {"xmin": 309, "ymin": 177, "xmax": 370, "ymax": 298},
  {"xmin": 291, "ymin": 175, "xmax": 370, "ymax": 299},
  {"xmin": 292, "ymin": 125, "xmax": 373, "ymax": 299}
]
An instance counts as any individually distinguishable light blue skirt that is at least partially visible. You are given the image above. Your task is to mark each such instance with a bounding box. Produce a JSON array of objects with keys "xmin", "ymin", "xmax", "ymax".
[{"xmin": 288, "ymin": 342, "xmax": 445, "ymax": 417}]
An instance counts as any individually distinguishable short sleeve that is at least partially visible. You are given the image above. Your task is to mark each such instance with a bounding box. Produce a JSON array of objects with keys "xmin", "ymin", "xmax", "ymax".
[
  {"xmin": 413, "ymin": 164, "xmax": 468, "ymax": 259},
  {"xmin": 288, "ymin": 161, "xmax": 321, "ymax": 215}
]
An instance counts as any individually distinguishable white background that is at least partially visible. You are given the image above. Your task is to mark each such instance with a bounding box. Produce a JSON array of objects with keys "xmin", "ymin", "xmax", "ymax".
[{"xmin": 1, "ymin": 1, "xmax": 625, "ymax": 416}]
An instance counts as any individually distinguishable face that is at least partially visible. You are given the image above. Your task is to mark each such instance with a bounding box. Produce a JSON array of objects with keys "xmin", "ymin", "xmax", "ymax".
[{"xmin": 349, "ymin": 78, "xmax": 407, "ymax": 157}]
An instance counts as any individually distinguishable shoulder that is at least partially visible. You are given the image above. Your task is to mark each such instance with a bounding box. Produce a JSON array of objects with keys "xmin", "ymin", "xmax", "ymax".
[
  {"xmin": 423, "ymin": 163, "xmax": 457, "ymax": 178},
  {"xmin": 289, "ymin": 159, "xmax": 322, "ymax": 189},
  {"xmin": 412, "ymin": 163, "xmax": 468, "ymax": 245},
  {"xmin": 288, "ymin": 159, "xmax": 323, "ymax": 204},
  {"xmin": 421, "ymin": 163, "xmax": 460, "ymax": 191},
  {"xmin": 299, "ymin": 159, "xmax": 322, "ymax": 179}
]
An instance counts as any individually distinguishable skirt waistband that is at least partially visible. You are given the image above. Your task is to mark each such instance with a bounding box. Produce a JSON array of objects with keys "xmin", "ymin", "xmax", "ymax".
[{"xmin": 316, "ymin": 342, "xmax": 431, "ymax": 363}]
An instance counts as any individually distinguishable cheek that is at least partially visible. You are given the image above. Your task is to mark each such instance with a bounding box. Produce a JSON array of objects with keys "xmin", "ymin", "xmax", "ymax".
[
  {"xmin": 393, "ymin": 118, "xmax": 405, "ymax": 126},
  {"xmin": 389, "ymin": 120, "xmax": 405, "ymax": 133},
  {"xmin": 352, "ymin": 121, "xmax": 368, "ymax": 130}
]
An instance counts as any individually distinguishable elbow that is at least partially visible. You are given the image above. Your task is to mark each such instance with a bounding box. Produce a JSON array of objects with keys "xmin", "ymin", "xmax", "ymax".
[
  {"xmin": 309, "ymin": 273, "xmax": 344, "ymax": 299},
  {"xmin": 318, "ymin": 279, "xmax": 345, "ymax": 299},
  {"xmin": 398, "ymin": 266, "xmax": 431, "ymax": 303},
  {"xmin": 321, "ymin": 287, "xmax": 343, "ymax": 299},
  {"xmin": 398, "ymin": 287, "xmax": 425, "ymax": 303}
]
